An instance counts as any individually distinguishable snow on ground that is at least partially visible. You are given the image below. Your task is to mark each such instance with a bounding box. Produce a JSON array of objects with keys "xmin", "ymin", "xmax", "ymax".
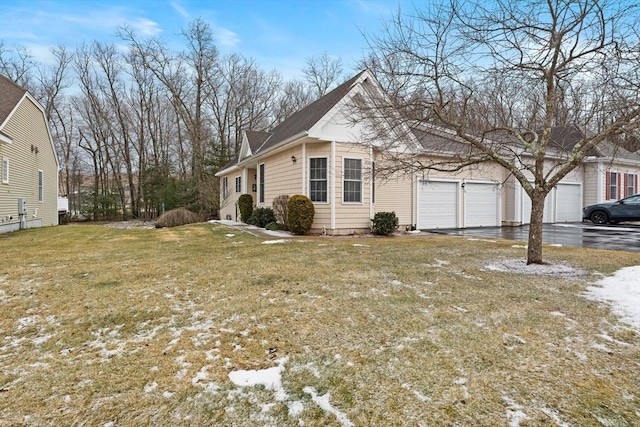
[{"xmin": 586, "ymin": 265, "xmax": 640, "ymax": 330}]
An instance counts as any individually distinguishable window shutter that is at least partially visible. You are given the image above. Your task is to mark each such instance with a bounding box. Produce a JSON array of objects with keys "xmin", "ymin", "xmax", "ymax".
[
  {"xmin": 605, "ymin": 171, "xmax": 610, "ymax": 199},
  {"xmin": 624, "ymin": 173, "xmax": 629, "ymax": 197}
]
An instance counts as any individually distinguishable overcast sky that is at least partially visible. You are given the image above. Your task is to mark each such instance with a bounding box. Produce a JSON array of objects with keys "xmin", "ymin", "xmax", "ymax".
[{"xmin": 0, "ymin": 0, "xmax": 408, "ymax": 79}]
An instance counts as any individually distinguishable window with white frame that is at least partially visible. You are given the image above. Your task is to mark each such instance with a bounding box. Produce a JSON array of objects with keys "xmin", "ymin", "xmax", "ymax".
[
  {"xmin": 258, "ymin": 163, "xmax": 265, "ymax": 204},
  {"xmin": 343, "ymin": 158, "xmax": 362, "ymax": 203},
  {"xmin": 626, "ymin": 173, "xmax": 636, "ymax": 196},
  {"xmin": 235, "ymin": 176, "xmax": 242, "ymax": 193},
  {"xmin": 222, "ymin": 176, "xmax": 229, "ymax": 198},
  {"xmin": 1, "ymin": 157, "xmax": 8, "ymax": 184},
  {"xmin": 309, "ymin": 157, "xmax": 328, "ymax": 202},
  {"xmin": 607, "ymin": 171, "xmax": 618, "ymax": 200},
  {"xmin": 38, "ymin": 170, "xmax": 43, "ymax": 202}
]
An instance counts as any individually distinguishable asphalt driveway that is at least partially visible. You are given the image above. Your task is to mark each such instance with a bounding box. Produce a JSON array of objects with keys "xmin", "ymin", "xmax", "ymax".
[{"xmin": 431, "ymin": 223, "xmax": 640, "ymax": 253}]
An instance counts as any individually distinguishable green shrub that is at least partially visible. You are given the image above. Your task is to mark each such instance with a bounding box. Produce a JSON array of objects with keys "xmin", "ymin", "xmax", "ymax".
[
  {"xmin": 287, "ymin": 195, "xmax": 315, "ymax": 235},
  {"xmin": 249, "ymin": 207, "xmax": 276, "ymax": 228},
  {"xmin": 371, "ymin": 211, "xmax": 398, "ymax": 235},
  {"xmin": 265, "ymin": 222, "xmax": 285, "ymax": 231},
  {"xmin": 155, "ymin": 208, "xmax": 201, "ymax": 228},
  {"xmin": 238, "ymin": 194, "xmax": 253, "ymax": 222}
]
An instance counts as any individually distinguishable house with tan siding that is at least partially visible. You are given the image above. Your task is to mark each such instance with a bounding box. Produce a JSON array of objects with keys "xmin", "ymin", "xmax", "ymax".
[
  {"xmin": 216, "ymin": 70, "xmax": 510, "ymax": 234},
  {"xmin": 0, "ymin": 74, "xmax": 60, "ymax": 233},
  {"xmin": 217, "ymin": 72, "xmax": 640, "ymax": 234}
]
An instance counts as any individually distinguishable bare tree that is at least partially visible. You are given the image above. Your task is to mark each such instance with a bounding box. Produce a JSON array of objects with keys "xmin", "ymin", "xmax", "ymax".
[
  {"xmin": 357, "ymin": 0, "xmax": 640, "ymax": 264},
  {"xmin": 303, "ymin": 51, "xmax": 343, "ymax": 98}
]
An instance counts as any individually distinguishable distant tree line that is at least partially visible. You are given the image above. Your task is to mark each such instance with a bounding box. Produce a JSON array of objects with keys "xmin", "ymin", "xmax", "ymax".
[{"xmin": 0, "ymin": 19, "xmax": 344, "ymax": 220}]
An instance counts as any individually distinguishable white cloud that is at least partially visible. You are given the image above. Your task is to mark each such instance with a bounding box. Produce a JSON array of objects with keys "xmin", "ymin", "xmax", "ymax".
[
  {"xmin": 129, "ymin": 18, "xmax": 162, "ymax": 36},
  {"xmin": 213, "ymin": 25, "xmax": 240, "ymax": 48},
  {"xmin": 171, "ymin": 1, "xmax": 190, "ymax": 19}
]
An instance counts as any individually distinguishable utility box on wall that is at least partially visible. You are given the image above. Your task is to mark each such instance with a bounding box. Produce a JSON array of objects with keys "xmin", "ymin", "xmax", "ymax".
[{"xmin": 18, "ymin": 198, "xmax": 27, "ymax": 215}]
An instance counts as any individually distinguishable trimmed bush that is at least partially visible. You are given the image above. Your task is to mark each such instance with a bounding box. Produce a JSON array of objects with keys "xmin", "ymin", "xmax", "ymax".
[
  {"xmin": 249, "ymin": 207, "xmax": 276, "ymax": 228},
  {"xmin": 272, "ymin": 195, "xmax": 289, "ymax": 230},
  {"xmin": 371, "ymin": 211, "xmax": 398, "ymax": 235},
  {"xmin": 155, "ymin": 208, "xmax": 201, "ymax": 228},
  {"xmin": 238, "ymin": 194, "xmax": 253, "ymax": 222},
  {"xmin": 265, "ymin": 222, "xmax": 285, "ymax": 231},
  {"xmin": 287, "ymin": 195, "xmax": 315, "ymax": 235}
]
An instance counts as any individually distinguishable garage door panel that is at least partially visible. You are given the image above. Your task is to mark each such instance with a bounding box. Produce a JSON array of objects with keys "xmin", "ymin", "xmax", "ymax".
[
  {"xmin": 556, "ymin": 184, "xmax": 582, "ymax": 222},
  {"xmin": 464, "ymin": 183, "xmax": 499, "ymax": 227},
  {"xmin": 418, "ymin": 181, "xmax": 458, "ymax": 229}
]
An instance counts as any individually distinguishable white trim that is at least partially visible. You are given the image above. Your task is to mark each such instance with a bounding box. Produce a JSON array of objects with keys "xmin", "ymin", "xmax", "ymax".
[
  {"xmin": 0, "ymin": 132, "xmax": 12, "ymax": 144},
  {"xmin": 596, "ymin": 161, "xmax": 604, "ymax": 203},
  {"xmin": 302, "ymin": 143, "xmax": 307, "ymax": 195},
  {"xmin": 369, "ymin": 147, "xmax": 374, "ymax": 220},
  {"xmin": 331, "ymin": 140, "xmax": 336, "ymax": 230},
  {"xmin": 342, "ymin": 157, "xmax": 364, "ymax": 204}
]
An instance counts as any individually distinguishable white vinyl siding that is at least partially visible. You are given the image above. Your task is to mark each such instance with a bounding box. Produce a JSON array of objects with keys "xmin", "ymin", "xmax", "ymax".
[{"xmin": 343, "ymin": 158, "xmax": 362, "ymax": 203}]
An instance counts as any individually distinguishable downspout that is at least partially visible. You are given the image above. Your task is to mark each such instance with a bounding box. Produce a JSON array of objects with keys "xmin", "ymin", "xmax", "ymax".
[{"xmin": 331, "ymin": 140, "xmax": 336, "ymax": 231}]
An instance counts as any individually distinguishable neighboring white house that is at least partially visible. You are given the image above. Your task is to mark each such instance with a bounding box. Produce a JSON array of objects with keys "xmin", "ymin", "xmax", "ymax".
[{"xmin": 0, "ymin": 74, "xmax": 62, "ymax": 233}]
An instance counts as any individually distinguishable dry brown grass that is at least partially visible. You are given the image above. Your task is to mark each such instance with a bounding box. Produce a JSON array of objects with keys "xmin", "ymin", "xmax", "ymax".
[{"xmin": 0, "ymin": 224, "xmax": 638, "ymax": 426}]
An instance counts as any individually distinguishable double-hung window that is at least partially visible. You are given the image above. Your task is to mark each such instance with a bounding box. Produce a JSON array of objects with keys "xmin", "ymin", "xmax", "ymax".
[
  {"xmin": 38, "ymin": 170, "xmax": 43, "ymax": 202},
  {"xmin": 309, "ymin": 157, "xmax": 327, "ymax": 202},
  {"xmin": 222, "ymin": 177, "xmax": 229, "ymax": 199},
  {"xmin": 343, "ymin": 158, "xmax": 362, "ymax": 203},
  {"xmin": 258, "ymin": 163, "xmax": 265, "ymax": 204},
  {"xmin": 1, "ymin": 158, "xmax": 8, "ymax": 184},
  {"xmin": 626, "ymin": 173, "xmax": 636, "ymax": 197},
  {"xmin": 235, "ymin": 176, "xmax": 242, "ymax": 193},
  {"xmin": 607, "ymin": 171, "xmax": 618, "ymax": 200}
]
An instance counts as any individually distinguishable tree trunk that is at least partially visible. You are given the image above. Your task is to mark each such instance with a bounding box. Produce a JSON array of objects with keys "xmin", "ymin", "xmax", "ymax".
[{"xmin": 526, "ymin": 189, "xmax": 546, "ymax": 264}]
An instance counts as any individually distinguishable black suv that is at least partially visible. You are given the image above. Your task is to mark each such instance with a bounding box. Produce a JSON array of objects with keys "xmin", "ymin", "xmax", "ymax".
[{"xmin": 583, "ymin": 194, "xmax": 640, "ymax": 224}]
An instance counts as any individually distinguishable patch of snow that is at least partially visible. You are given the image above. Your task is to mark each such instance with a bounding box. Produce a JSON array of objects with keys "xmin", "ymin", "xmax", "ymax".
[
  {"xmin": 303, "ymin": 386, "xmax": 354, "ymax": 427},
  {"xmin": 225, "ymin": 234, "xmax": 235, "ymax": 238},
  {"xmin": 352, "ymin": 243, "xmax": 369, "ymax": 247},
  {"xmin": 549, "ymin": 311, "xmax": 566, "ymax": 317},
  {"xmin": 540, "ymin": 406, "xmax": 570, "ymax": 427},
  {"xmin": 163, "ymin": 391, "xmax": 175, "ymax": 399},
  {"xmin": 591, "ymin": 343, "xmax": 613, "ymax": 353},
  {"xmin": 503, "ymin": 396, "xmax": 528, "ymax": 427},
  {"xmin": 229, "ymin": 365, "xmax": 282, "ymax": 390},
  {"xmin": 288, "ymin": 400, "xmax": 304, "ymax": 416},
  {"xmin": 467, "ymin": 238, "xmax": 497, "ymax": 243},
  {"xmin": 144, "ymin": 382, "xmax": 158, "ymax": 393},
  {"xmin": 586, "ymin": 266, "xmax": 640, "ymax": 330},
  {"xmin": 262, "ymin": 239, "xmax": 288, "ymax": 245},
  {"xmin": 484, "ymin": 259, "xmax": 584, "ymax": 278}
]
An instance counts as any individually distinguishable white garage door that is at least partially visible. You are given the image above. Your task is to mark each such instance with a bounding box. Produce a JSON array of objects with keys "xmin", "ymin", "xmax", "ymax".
[
  {"xmin": 464, "ymin": 182, "xmax": 500, "ymax": 227},
  {"xmin": 556, "ymin": 183, "xmax": 582, "ymax": 222},
  {"xmin": 418, "ymin": 180, "xmax": 458, "ymax": 229}
]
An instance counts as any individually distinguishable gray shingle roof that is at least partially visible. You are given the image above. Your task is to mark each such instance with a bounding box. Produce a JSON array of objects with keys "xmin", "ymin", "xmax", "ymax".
[
  {"xmin": 548, "ymin": 124, "xmax": 640, "ymax": 162},
  {"xmin": 254, "ymin": 70, "xmax": 368, "ymax": 155},
  {"xmin": 0, "ymin": 74, "xmax": 26, "ymax": 126}
]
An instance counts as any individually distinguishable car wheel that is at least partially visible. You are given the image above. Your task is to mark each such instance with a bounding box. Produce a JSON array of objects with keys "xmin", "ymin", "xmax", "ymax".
[{"xmin": 590, "ymin": 210, "xmax": 608, "ymax": 224}]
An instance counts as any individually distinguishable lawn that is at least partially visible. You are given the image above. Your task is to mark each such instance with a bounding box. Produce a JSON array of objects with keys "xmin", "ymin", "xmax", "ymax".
[{"xmin": 0, "ymin": 223, "xmax": 638, "ymax": 426}]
